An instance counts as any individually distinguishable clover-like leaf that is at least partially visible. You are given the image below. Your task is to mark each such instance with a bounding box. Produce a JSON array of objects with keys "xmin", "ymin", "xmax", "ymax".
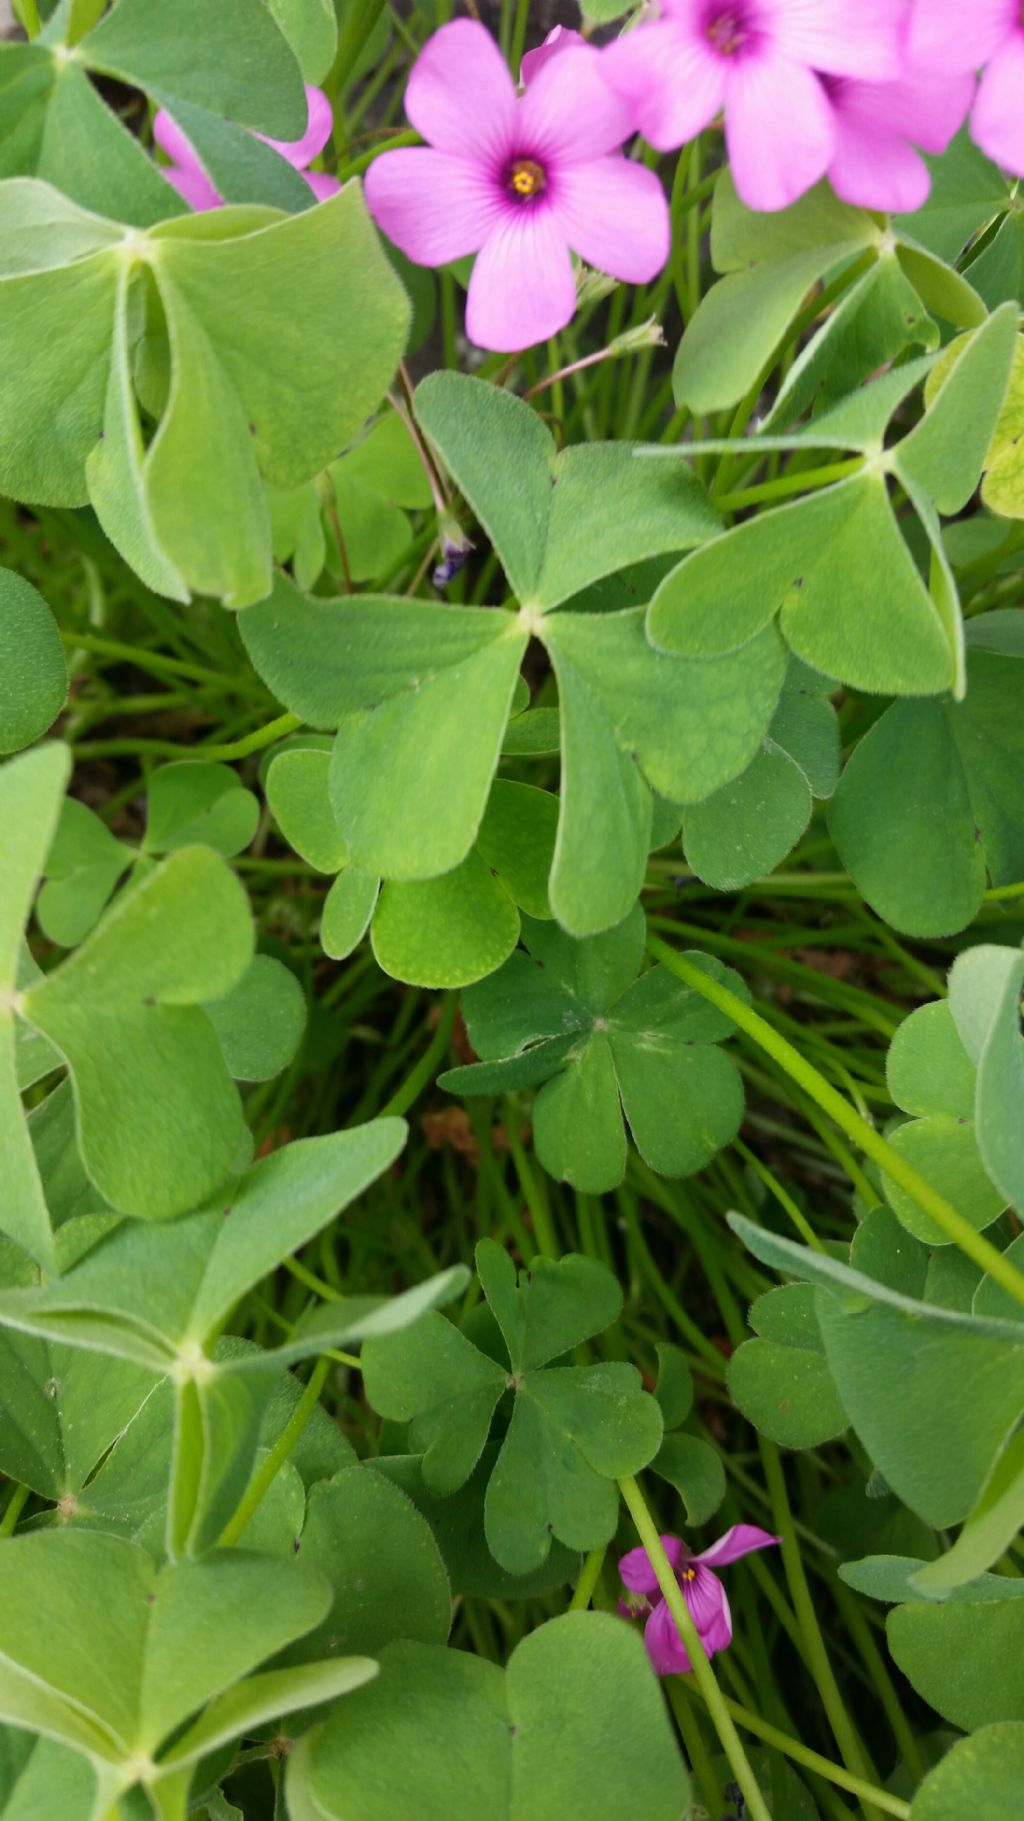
[
  {"xmin": 882, "ymin": 998, "xmax": 1007, "ymax": 1245},
  {"xmin": 363, "ymin": 1241, "xmax": 662, "ymax": 1573},
  {"xmin": 266, "ymin": 741, "xmax": 558, "ymax": 985},
  {"xmin": 729, "ymin": 1214, "xmax": 1024, "ymax": 1529},
  {"xmin": 21, "ymin": 844, "xmax": 254, "ymax": 1221},
  {"xmin": 680, "ymin": 656, "xmax": 839, "ymax": 890},
  {"xmin": 649, "ymin": 305, "xmax": 1018, "ymax": 701},
  {"xmin": 910, "ymin": 1723, "xmax": 1024, "ymax": 1819},
  {"xmin": 0, "ymin": 1528, "xmax": 374, "ymax": 1807},
  {"xmin": 0, "ymin": 179, "xmax": 410, "ymax": 607},
  {"xmin": 37, "ymin": 798, "xmax": 134, "ymax": 949},
  {"xmin": 949, "ymin": 945, "xmax": 1024, "ymax": 1218},
  {"xmin": 0, "ymin": 0, "xmax": 309, "ymax": 225},
  {"xmin": 1, "ymin": 742, "xmax": 72, "ymax": 1268},
  {"xmin": 829, "ymin": 611, "xmax": 1024, "ymax": 937},
  {"xmin": 0, "ymin": 1330, "xmax": 157, "ymax": 1504},
  {"xmin": 290, "ymin": 1615, "xmax": 690, "ymax": 1821},
  {"xmin": 728, "ymin": 1283, "xmax": 848, "ymax": 1449},
  {"xmin": 441, "ymin": 911, "xmax": 745, "ymax": 1194},
  {"xmin": 0, "ymin": 569, "xmax": 67, "ymax": 757},
  {"xmin": 242, "ymin": 576, "xmax": 527, "ymax": 878}
]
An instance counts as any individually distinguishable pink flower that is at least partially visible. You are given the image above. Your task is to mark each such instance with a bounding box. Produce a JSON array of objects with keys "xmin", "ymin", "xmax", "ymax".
[
  {"xmin": 824, "ymin": 72, "xmax": 976, "ymax": 213},
  {"xmin": 602, "ymin": 0, "xmax": 906, "ymax": 211},
  {"xmin": 153, "ymin": 84, "xmax": 340, "ymax": 212},
  {"xmin": 618, "ymin": 1525, "xmax": 780, "ymax": 1676},
  {"xmin": 520, "ymin": 25, "xmax": 586, "ymax": 86},
  {"xmin": 908, "ymin": 0, "xmax": 1024, "ymax": 175},
  {"xmin": 363, "ymin": 19, "xmax": 670, "ymax": 352}
]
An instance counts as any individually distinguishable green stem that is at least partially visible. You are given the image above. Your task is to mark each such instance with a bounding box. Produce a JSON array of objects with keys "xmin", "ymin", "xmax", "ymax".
[
  {"xmin": 696, "ymin": 1690, "xmax": 912, "ymax": 1819},
  {"xmin": 73, "ymin": 712, "xmax": 300, "ymax": 764},
  {"xmin": 59, "ymin": 629, "xmax": 261, "ymax": 694},
  {"xmin": 0, "ymin": 1482, "xmax": 30, "ymax": 1537},
  {"xmin": 337, "ymin": 127, "xmax": 420, "ymax": 181},
  {"xmin": 648, "ymin": 935, "xmax": 1024, "ymax": 1307},
  {"xmin": 618, "ymin": 1476, "xmax": 773, "ymax": 1821},
  {"xmin": 379, "ymin": 993, "xmax": 457, "ymax": 1117},
  {"xmin": 328, "ymin": 0, "xmax": 386, "ymax": 101},
  {"xmin": 505, "ymin": 1109, "xmax": 560, "ymax": 1261},
  {"xmin": 760, "ymin": 1441, "xmax": 881, "ymax": 1820},
  {"xmin": 569, "ymin": 1546, "xmax": 607, "ymax": 1611},
  {"xmin": 716, "ymin": 456, "xmax": 863, "ymax": 514},
  {"xmin": 509, "ymin": 0, "xmax": 531, "ymax": 79},
  {"xmin": 218, "ymin": 1356, "xmax": 330, "ymax": 1548},
  {"xmin": 665, "ymin": 1679, "xmax": 724, "ymax": 1815}
]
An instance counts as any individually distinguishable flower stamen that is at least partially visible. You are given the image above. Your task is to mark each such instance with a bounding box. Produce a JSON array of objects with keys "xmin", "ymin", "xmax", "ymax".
[
  {"xmin": 507, "ymin": 157, "xmax": 546, "ymax": 201},
  {"xmin": 705, "ymin": 8, "xmax": 747, "ymax": 53}
]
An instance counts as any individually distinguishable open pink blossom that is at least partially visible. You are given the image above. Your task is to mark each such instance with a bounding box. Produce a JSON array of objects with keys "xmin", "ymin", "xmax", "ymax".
[
  {"xmin": 824, "ymin": 72, "xmax": 976, "ymax": 213},
  {"xmin": 618, "ymin": 1525, "xmax": 780, "ymax": 1676},
  {"xmin": 363, "ymin": 19, "xmax": 670, "ymax": 352},
  {"xmin": 602, "ymin": 0, "xmax": 906, "ymax": 211},
  {"xmin": 520, "ymin": 25, "xmax": 586, "ymax": 86},
  {"xmin": 908, "ymin": 0, "xmax": 1024, "ymax": 175},
  {"xmin": 154, "ymin": 84, "xmax": 340, "ymax": 212}
]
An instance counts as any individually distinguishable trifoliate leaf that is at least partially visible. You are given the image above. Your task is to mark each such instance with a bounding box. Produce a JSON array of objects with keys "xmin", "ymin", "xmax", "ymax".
[
  {"xmin": 829, "ymin": 612, "xmax": 1024, "ymax": 936},
  {"xmin": 442, "ymin": 912, "xmax": 745, "ymax": 1193},
  {"xmin": 362, "ymin": 1241, "xmax": 662, "ymax": 1573}
]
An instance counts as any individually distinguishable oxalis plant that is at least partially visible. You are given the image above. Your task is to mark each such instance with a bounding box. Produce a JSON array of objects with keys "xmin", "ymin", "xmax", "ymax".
[{"xmin": 1, "ymin": 0, "xmax": 1024, "ymax": 1817}]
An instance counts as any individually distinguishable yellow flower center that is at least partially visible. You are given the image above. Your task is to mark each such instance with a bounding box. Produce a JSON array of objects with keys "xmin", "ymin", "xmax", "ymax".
[
  {"xmin": 508, "ymin": 158, "xmax": 546, "ymax": 201},
  {"xmin": 681, "ymin": 1566, "xmax": 697, "ymax": 1582}
]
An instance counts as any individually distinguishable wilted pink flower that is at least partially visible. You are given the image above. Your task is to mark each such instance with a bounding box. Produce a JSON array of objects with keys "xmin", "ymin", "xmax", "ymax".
[
  {"xmin": 602, "ymin": 0, "xmax": 906, "ymax": 211},
  {"xmin": 520, "ymin": 24, "xmax": 586, "ymax": 86},
  {"xmin": 364, "ymin": 19, "xmax": 670, "ymax": 352},
  {"xmin": 154, "ymin": 85, "xmax": 340, "ymax": 212},
  {"xmin": 619, "ymin": 1525, "xmax": 780, "ymax": 1676},
  {"xmin": 908, "ymin": 0, "xmax": 1024, "ymax": 175},
  {"xmin": 824, "ymin": 72, "xmax": 976, "ymax": 212}
]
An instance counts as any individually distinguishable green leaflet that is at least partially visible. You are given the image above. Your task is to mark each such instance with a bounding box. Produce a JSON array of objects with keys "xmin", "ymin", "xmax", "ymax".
[
  {"xmin": 882, "ymin": 999, "xmax": 1006, "ymax": 1246},
  {"xmin": 829, "ymin": 613, "xmax": 1024, "ymax": 937},
  {"xmin": 0, "ymin": 569, "xmax": 67, "ymax": 756},
  {"xmin": 245, "ymin": 571, "xmax": 785, "ymax": 937},
  {"xmin": 0, "ymin": 180, "xmax": 410, "ymax": 605},
  {"xmin": 681, "ymin": 657, "xmax": 839, "ymax": 890},
  {"xmin": 909, "ymin": 1723, "xmax": 1024, "ymax": 1817},
  {"xmin": 728, "ymin": 1284, "xmax": 848, "ymax": 1450},
  {"xmin": 414, "ymin": 369, "xmax": 720, "ymax": 610},
  {"xmin": 0, "ymin": 1528, "xmax": 372, "ymax": 1796},
  {"xmin": 443, "ymin": 913, "xmax": 745, "ymax": 1193},
  {"xmin": 290, "ymin": 1616, "xmax": 690, "ymax": 1821},
  {"xmin": 362, "ymin": 1242, "xmax": 662, "ymax": 1573}
]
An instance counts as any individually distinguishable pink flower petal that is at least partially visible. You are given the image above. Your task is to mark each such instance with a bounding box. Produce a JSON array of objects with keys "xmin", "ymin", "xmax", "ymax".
[
  {"xmin": 725, "ymin": 53, "xmax": 834, "ymax": 210},
  {"xmin": 971, "ymin": 31, "xmax": 1024, "ymax": 176},
  {"xmin": 645, "ymin": 1596, "xmax": 695, "ymax": 1676},
  {"xmin": 908, "ymin": 0, "xmax": 1014, "ymax": 75},
  {"xmin": 684, "ymin": 1564, "xmax": 733, "ymax": 1650},
  {"xmin": 163, "ymin": 161, "xmax": 223, "ymax": 213},
  {"xmin": 769, "ymin": 0, "xmax": 905, "ymax": 79},
  {"xmin": 602, "ymin": 23, "xmax": 726, "ymax": 153},
  {"xmin": 520, "ymin": 42, "xmax": 635, "ymax": 162},
  {"xmin": 840, "ymin": 73, "xmax": 977, "ymax": 156},
  {"xmin": 551, "ymin": 156, "xmax": 669, "ymax": 283},
  {"xmin": 259, "ymin": 84, "xmax": 335, "ymax": 168},
  {"xmin": 696, "ymin": 1524, "xmax": 781, "ymax": 1569},
  {"xmin": 520, "ymin": 26, "xmax": 585, "ymax": 86},
  {"xmin": 365, "ymin": 147, "xmax": 503, "ymax": 265},
  {"xmin": 829, "ymin": 120, "xmax": 931, "ymax": 213},
  {"xmin": 405, "ymin": 19, "xmax": 518, "ymax": 164},
  {"xmin": 304, "ymin": 171, "xmax": 342, "ymax": 201},
  {"xmin": 619, "ymin": 1535, "xmax": 686, "ymax": 1595},
  {"xmin": 466, "ymin": 208, "xmax": 577, "ymax": 351},
  {"xmin": 153, "ymin": 108, "xmax": 200, "ymax": 170}
]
